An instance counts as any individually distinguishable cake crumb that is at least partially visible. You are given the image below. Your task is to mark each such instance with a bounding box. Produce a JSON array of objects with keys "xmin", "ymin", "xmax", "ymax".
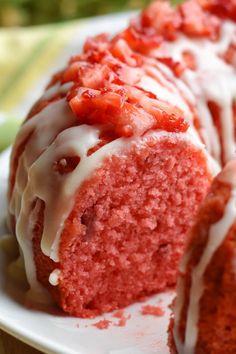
[
  {"xmin": 92, "ymin": 319, "xmax": 112, "ymax": 329},
  {"xmin": 113, "ymin": 310, "xmax": 131, "ymax": 327},
  {"xmin": 116, "ymin": 315, "xmax": 131, "ymax": 327},
  {"xmin": 141, "ymin": 305, "xmax": 165, "ymax": 316},
  {"xmin": 112, "ymin": 310, "xmax": 125, "ymax": 318}
]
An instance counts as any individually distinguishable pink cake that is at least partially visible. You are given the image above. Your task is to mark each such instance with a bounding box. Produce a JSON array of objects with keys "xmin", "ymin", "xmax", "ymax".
[
  {"xmin": 8, "ymin": 0, "xmax": 235, "ymax": 318},
  {"xmin": 169, "ymin": 160, "xmax": 236, "ymax": 354}
]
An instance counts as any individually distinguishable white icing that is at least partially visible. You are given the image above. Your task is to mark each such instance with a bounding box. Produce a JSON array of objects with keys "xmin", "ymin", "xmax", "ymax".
[
  {"xmin": 9, "ymin": 99, "xmax": 78, "ymax": 216},
  {"xmin": 140, "ymin": 63, "xmax": 193, "ymax": 122},
  {"xmin": 206, "ymin": 154, "xmax": 221, "ymax": 177},
  {"xmin": 49, "ymin": 269, "xmax": 61, "ymax": 286},
  {"xmin": 157, "ymin": 61, "xmax": 196, "ymax": 105},
  {"xmin": 152, "ymin": 20, "xmax": 236, "ymax": 165},
  {"xmin": 28, "ymin": 125, "xmax": 101, "ymax": 260},
  {"xmin": 9, "ymin": 100, "xmax": 78, "ymax": 298},
  {"xmin": 174, "ymin": 160, "xmax": 236, "ymax": 354}
]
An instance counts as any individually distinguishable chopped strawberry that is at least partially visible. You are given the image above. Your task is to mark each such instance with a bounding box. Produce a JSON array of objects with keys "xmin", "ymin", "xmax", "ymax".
[
  {"xmin": 30, "ymin": 2, "xmax": 194, "ymax": 137},
  {"xmin": 62, "ymin": 62, "xmax": 81, "ymax": 83},
  {"xmin": 69, "ymin": 83, "xmax": 188, "ymax": 138},
  {"xmin": 121, "ymin": 0, "xmax": 223, "ymax": 48},
  {"xmin": 141, "ymin": 1, "xmax": 182, "ymax": 41},
  {"xmin": 110, "ymin": 38, "xmax": 141, "ymax": 67},
  {"xmin": 119, "ymin": 1, "xmax": 181, "ymax": 54},
  {"xmin": 117, "ymin": 66, "xmax": 143, "ymax": 86},
  {"xmin": 69, "ymin": 88, "xmax": 124, "ymax": 117},
  {"xmin": 179, "ymin": 0, "xmax": 220, "ymax": 40},
  {"xmin": 79, "ymin": 63, "xmax": 111, "ymax": 89},
  {"xmin": 83, "ymin": 33, "xmax": 110, "ymax": 54},
  {"xmin": 66, "ymin": 34, "xmax": 189, "ymax": 140},
  {"xmin": 114, "ymin": 102, "xmax": 155, "ymax": 137},
  {"xmin": 68, "ymin": 88, "xmax": 154, "ymax": 138},
  {"xmin": 221, "ymin": 42, "xmax": 236, "ymax": 67},
  {"xmin": 119, "ymin": 25, "xmax": 163, "ymax": 54},
  {"xmin": 182, "ymin": 50, "xmax": 197, "ymax": 71},
  {"xmin": 199, "ymin": 0, "xmax": 236, "ymax": 21}
]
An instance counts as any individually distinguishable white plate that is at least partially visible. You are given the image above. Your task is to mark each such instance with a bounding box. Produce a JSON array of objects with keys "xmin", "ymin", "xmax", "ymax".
[{"xmin": 0, "ymin": 13, "xmax": 175, "ymax": 354}]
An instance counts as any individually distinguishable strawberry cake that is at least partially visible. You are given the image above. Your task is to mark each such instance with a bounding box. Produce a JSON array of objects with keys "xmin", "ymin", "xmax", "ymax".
[
  {"xmin": 7, "ymin": 0, "xmax": 235, "ymax": 318},
  {"xmin": 169, "ymin": 160, "xmax": 236, "ymax": 354}
]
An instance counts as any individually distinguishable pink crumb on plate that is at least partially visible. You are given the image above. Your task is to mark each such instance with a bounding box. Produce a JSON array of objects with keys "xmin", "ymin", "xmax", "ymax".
[
  {"xmin": 116, "ymin": 315, "xmax": 131, "ymax": 327},
  {"xmin": 112, "ymin": 310, "xmax": 131, "ymax": 327},
  {"xmin": 112, "ymin": 310, "xmax": 125, "ymax": 318},
  {"xmin": 141, "ymin": 305, "xmax": 165, "ymax": 316},
  {"xmin": 92, "ymin": 319, "xmax": 112, "ymax": 329}
]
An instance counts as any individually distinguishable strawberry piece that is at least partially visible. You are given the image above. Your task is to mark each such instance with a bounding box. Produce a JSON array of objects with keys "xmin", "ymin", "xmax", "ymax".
[
  {"xmin": 29, "ymin": 5, "xmax": 192, "ymax": 138},
  {"xmin": 199, "ymin": 0, "xmax": 236, "ymax": 21},
  {"xmin": 122, "ymin": 0, "xmax": 223, "ymax": 47},
  {"xmin": 221, "ymin": 42, "xmax": 236, "ymax": 67},
  {"xmin": 110, "ymin": 38, "xmax": 142, "ymax": 67},
  {"xmin": 182, "ymin": 50, "xmax": 197, "ymax": 70},
  {"xmin": 68, "ymin": 88, "xmax": 155, "ymax": 138},
  {"xmin": 66, "ymin": 31, "xmax": 189, "ymax": 139},
  {"xmin": 179, "ymin": 0, "xmax": 220, "ymax": 40},
  {"xmin": 62, "ymin": 62, "xmax": 81, "ymax": 83},
  {"xmin": 69, "ymin": 83, "xmax": 188, "ymax": 138},
  {"xmin": 83, "ymin": 33, "xmax": 110, "ymax": 54},
  {"xmin": 141, "ymin": 1, "xmax": 181, "ymax": 40},
  {"xmin": 119, "ymin": 25, "xmax": 163, "ymax": 54},
  {"xmin": 79, "ymin": 63, "xmax": 111, "ymax": 89}
]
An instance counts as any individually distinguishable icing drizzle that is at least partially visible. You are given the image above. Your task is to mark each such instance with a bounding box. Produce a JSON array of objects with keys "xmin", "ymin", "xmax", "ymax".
[{"xmin": 152, "ymin": 20, "xmax": 236, "ymax": 165}]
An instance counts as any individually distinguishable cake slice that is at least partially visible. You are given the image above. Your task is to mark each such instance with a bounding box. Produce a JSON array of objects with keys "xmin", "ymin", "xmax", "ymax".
[
  {"xmin": 8, "ymin": 23, "xmax": 213, "ymax": 316},
  {"xmin": 169, "ymin": 160, "xmax": 236, "ymax": 354}
]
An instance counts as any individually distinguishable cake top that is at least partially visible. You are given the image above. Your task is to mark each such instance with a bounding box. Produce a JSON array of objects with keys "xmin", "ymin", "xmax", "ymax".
[
  {"xmin": 120, "ymin": 0, "xmax": 236, "ymax": 54},
  {"xmin": 26, "ymin": 0, "xmax": 235, "ymax": 161},
  {"xmin": 28, "ymin": 32, "xmax": 191, "ymax": 139}
]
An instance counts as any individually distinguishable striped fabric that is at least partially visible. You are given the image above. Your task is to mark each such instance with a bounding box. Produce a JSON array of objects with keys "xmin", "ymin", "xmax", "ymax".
[
  {"xmin": 0, "ymin": 13, "xmax": 132, "ymax": 151},
  {"xmin": 0, "ymin": 22, "xmax": 82, "ymax": 117}
]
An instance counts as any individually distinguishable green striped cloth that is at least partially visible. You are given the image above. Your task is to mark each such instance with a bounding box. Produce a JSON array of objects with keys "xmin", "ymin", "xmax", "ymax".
[{"xmin": 0, "ymin": 12, "xmax": 133, "ymax": 151}]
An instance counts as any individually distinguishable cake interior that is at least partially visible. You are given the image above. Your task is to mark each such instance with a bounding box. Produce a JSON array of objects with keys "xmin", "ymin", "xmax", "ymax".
[{"xmin": 31, "ymin": 135, "xmax": 211, "ymax": 317}]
